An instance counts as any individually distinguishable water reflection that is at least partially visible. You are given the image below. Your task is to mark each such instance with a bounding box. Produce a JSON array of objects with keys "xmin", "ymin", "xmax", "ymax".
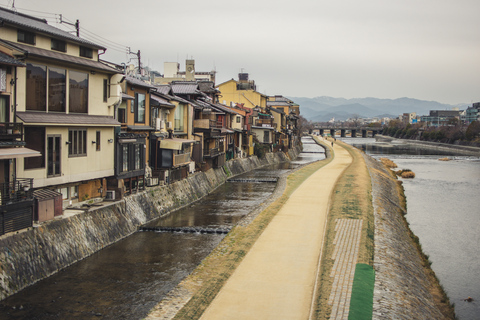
[{"xmin": 0, "ymin": 137, "xmax": 325, "ymax": 320}]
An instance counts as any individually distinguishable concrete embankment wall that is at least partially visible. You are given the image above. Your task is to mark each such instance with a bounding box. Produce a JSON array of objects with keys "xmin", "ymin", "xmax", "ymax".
[
  {"xmin": 0, "ymin": 148, "xmax": 300, "ymax": 301},
  {"xmin": 376, "ymin": 134, "xmax": 480, "ymax": 156},
  {"xmin": 363, "ymin": 154, "xmax": 446, "ymax": 319}
]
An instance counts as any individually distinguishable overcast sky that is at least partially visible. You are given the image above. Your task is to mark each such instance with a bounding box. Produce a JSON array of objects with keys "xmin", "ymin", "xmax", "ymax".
[{"xmin": 3, "ymin": 0, "xmax": 479, "ymax": 105}]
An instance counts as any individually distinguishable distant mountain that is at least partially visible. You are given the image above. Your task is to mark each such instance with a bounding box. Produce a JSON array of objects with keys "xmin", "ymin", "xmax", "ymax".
[{"xmin": 288, "ymin": 96, "xmax": 466, "ymax": 122}]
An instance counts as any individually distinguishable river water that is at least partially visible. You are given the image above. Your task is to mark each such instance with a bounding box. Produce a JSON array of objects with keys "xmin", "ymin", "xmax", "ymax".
[
  {"xmin": 0, "ymin": 137, "xmax": 325, "ymax": 319},
  {"xmin": 342, "ymin": 137, "xmax": 480, "ymax": 320}
]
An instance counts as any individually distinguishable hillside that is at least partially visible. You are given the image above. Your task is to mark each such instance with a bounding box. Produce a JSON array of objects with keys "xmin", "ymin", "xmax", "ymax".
[{"xmin": 290, "ymin": 96, "xmax": 466, "ymax": 122}]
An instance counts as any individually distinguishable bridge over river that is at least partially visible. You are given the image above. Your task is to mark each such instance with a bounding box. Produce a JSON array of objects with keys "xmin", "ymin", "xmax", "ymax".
[{"xmin": 311, "ymin": 126, "xmax": 383, "ymax": 138}]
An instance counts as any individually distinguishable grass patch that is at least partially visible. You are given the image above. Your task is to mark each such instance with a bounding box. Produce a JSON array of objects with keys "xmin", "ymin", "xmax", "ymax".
[{"xmin": 348, "ymin": 263, "xmax": 375, "ymax": 320}]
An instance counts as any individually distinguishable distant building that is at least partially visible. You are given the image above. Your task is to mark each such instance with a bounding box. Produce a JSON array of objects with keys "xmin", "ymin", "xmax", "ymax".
[
  {"xmin": 420, "ymin": 110, "xmax": 461, "ymax": 127},
  {"xmin": 401, "ymin": 112, "xmax": 417, "ymax": 124},
  {"xmin": 466, "ymin": 102, "xmax": 480, "ymax": 123},
  {"xmin": 155, "ymin": 60, "xmax": 216, "ymax": 84}
]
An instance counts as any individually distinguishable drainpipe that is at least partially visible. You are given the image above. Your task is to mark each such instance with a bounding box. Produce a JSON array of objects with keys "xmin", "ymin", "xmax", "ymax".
[{"xmin": 13, "ymin": 66, "xmax": 17, "ymax": 123}]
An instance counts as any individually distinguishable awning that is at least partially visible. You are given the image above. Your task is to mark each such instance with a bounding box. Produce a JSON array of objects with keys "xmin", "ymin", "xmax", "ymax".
[
  {"xmin": 159, "ymin": 138, "xmax": 196, "ymax": 150},
  {"xmin": 0, "ymin": 147, "xmax": 41, "ymax": 159}
]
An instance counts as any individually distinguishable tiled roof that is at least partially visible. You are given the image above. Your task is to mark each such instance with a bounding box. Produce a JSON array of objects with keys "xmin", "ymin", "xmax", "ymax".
[
  {"xmin": 6, "ymin": 40, "xmax": 119, "ymax": 74},
  {"xmin": 127, "ymin": 125, "xmax": 155, "ymax": 131},
  {"xmin": 198, "ymin": 81, "xmax": 217, "ymax": 93},
  {"xmin": 126, "ymin": 76, "xmax": 156, "ymax": 89},
  {"xmin": 267, "ymin": 101, "xmax": 292, "ymax": 107},
  {"xmin": 153, "ymin": 85, "xmax": 172, "ymax": 95},
  {"xmin": 17, "ymin": 111, "xmax": 120, "ymax": 126},
  {"xmin": 0, "ymin": 51, "xmax": 25, "ymax": 67},
  {"xmin": 269, "ymin": 107, "xmax": 286, "ymax": 115},
  {"xmin": 211, "ymin": 103, "xmax": 238, "ymax": 115},
  {"xmin": 0, "ymin": 8, "xmax": 104, "ymax": 49},
  {"xmin": 171, "ymin": 82, "xmax": 200, "ymax": 95},
  {"xmin": 151, "ymin": 94, "xmax": 175, "ymax": 108}
]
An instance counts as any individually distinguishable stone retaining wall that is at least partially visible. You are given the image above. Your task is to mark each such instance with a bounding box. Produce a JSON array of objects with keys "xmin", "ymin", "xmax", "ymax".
[
  {"xmin": 0, "ymin": 148, "xmax": 300, "ymax": 301},
  {"xmin": 363, "ymin": 154, "xmax": 445, "ymax": 319}
]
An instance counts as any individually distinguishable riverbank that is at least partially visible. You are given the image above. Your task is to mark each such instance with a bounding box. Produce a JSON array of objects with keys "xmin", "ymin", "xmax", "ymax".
[
  {"xmin": 148, "ymin": 137, "xmax": 454, "ymax": 319},
  {"xmin": 0, "ymin": 148, "xmax": 300, "ymax": 302},
  {"xmin": 375, "ymin": 134, "xmax": 480, "ymax": 157}
]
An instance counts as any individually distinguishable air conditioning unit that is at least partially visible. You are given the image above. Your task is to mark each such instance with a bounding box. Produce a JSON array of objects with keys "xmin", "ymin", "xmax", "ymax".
[
  {"xmin": 166, "ymin": 121, "xmax": 173, "ymax": 130},
  {"xmin": 105, "ymin": 190, "xmax": 115, "ymax": 200},
  {"xmin": 155, "ymin": 118, "xmax": 164, "ymax": 130}
]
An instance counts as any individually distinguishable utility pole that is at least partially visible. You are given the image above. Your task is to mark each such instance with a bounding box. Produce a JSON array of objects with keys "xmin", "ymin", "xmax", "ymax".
[
  {"xmin": 128, "ymin": 48, "xmax": 141, "ymax": 74},
  {"xmin": 59, "ymin": 15, "xmax": 80, "ymax": 37}
]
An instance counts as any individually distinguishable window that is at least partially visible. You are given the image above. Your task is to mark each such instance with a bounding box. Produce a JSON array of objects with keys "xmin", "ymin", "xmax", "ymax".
[
  {"xmin": 174, "ymin": 104, "xmax": 184, "ymax": 132},
  {"xmin": 24, "ymin": 127, "xmax": 45, "ymax": 170},
  {"xmin": 121, "ymin": 143, "xmax": 144, "ymax": 173},
  {"xmin": 48, "ymin": 67, "xmax": 66, "ymax": 112},
  {"xmin": 134, "ymin": 144, "xmax": 140, "ymax": 170},
  {"xmin": 236, "ymin": 116, "xmax": 241, "ymax": 123},
  {"xmin": 103, "ymin": 79, "xmax": 109, "ymax": 102},
  {"xmin": 26, "ymin": 63, "xmax": 47, "ymax": 111},
  {"xmin": 18, "ymin": 29, "xmax": 35, "ymax": 45},
  {"xmin": 96, "ymin": 131, "xmax": 100, "ymax": 151},
  {"xmin": 151, "ymin": 107, "xmax": 159, "ymax": 128},
  {"xmin": 69, "ymin": 70, "xmax": 88, "ymax": 113},
  {"xmin": 122, "ymin": 145, "xmax": 129, "ymax": 172},
  {"xmin": 51, "ymin": 39, "xmax": 66, "ymax": 52},
  {"xmin": 47, "ymin": 135, "xmax": 61, "ymax": 177},
  {"xmin": 134, "ymin": 93, "xmax": 145, "ymax": 123},
  {"xmin": 118, "ymin": 108, "xmax": 126, "ymax": 123},
  {"xmin": 68, "ymin": 128, "xmax": 87, "ymax": 157},
  {"xmin": 79, "ymin": 46, "xmax": 93, "ymax": 58}
]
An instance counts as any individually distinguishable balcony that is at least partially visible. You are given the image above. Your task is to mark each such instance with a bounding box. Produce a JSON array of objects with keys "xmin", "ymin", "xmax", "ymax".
[
  {"xmin": 204, "ymin": 147, "xmax": 222, "ymax": 158},
  {"xmin": 0, "ymin": 122, "xmax": 25, "ymax": 146},
  {"xmin": 254, "ymin": 119, "xmax": 275, "ymax": 128},
  {"xmin": 194, "ymin": 119, "xmax": 222, "ymax": 130},
  {"xmin": 173, "ymin": 152, "xmax": 191, "ymax": 167},
  {"xmin": 0, "ymin": 178, "xmax": 34, "ymax": 206}
]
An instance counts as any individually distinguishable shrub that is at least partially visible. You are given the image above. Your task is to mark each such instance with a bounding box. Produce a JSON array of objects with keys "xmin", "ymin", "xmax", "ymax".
[
  {"xmin": 380, "ymin": 158, "xmax": 397, "ymax": 168},
  {"xmin": 396, "ymin": 169, "xmax": 415, "ymax": 178}
]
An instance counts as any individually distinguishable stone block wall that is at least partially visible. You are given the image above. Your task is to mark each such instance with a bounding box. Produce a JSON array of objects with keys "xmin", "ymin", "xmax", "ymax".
[{"xmin": 0, "ymin": 152, "xmax": 292, "ymax": 301}]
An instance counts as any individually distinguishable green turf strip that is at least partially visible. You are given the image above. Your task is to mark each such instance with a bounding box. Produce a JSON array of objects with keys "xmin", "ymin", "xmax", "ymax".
[{"xmin": 348, "ymin": 263, "xmax": 375, "ymax": 320}]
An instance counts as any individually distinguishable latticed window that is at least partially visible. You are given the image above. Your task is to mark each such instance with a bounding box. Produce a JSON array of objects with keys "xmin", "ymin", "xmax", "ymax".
[{"xmin": 68, "ymin": 128, "xmax": 87, "ymax": 157}]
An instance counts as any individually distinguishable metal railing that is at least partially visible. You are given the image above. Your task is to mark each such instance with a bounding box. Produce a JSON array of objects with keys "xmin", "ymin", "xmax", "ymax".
[{"xmin": 0, "ymin": 178, "xmax": 34, "ymax": 206}]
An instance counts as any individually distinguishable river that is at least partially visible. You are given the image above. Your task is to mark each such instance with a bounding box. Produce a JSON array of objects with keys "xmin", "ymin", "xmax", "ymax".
[
  {"xmin": 0, "ymin": 137, "xmax": 325, "ymax": 319},
  {"xmin": 342, "ymin": 137, "xmax": 480, "ymax": 320}
]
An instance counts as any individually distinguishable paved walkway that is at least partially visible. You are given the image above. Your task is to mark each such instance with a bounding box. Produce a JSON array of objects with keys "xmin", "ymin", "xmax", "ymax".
[
  {"xmin": 328, "ymin": 218, "xmax": 363, "ymax": 319},
  {"xmin": 200, "ymin": 140, "xmax": 352, "ymax": 320}
]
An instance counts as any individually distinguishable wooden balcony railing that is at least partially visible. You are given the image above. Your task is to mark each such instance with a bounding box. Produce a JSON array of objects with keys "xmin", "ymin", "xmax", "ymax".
[
  {"xmin": 254, "ymin": 119, "xmax": 275, "ymax": 127},
  {"xmin": 173, "ymin": 152, "xmax": 191, "ymax": 167},
  {"xmin": 194, "ymin": 119, "xmax": 222, "ymax": 129}
]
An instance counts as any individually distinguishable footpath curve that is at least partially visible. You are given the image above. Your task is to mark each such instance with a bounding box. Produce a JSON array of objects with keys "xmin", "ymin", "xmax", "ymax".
[{"xmin": 199, "ymin": 140, "xmax": 352, "ymax": 320}]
